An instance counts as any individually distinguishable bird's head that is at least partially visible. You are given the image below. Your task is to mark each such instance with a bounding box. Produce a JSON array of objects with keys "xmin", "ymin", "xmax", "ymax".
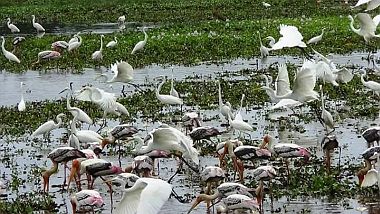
[{"xmin": 7, "ymin": 18, "xmax": 10, "ymax": 21}]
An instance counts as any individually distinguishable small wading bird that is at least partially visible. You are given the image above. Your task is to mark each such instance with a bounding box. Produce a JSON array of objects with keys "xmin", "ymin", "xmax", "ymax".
[
  {"xmin": 155, "ymin": 76, "xmax": 183, "ymax": 108},
  {"xmin": 131, "ymin": 27, "xmax": 148, "ymax": 54},
  {"xmin": 114, "ymin": 178, "xmax": 172, "ymax": 214},
  {"xmin": 1, "ymin": 36, "xmax": 20, "ymax": 63},
  {"xmin": 187, "ymin": 182, "xmax": 257, "ymax": 213},
  {"xmin": 71, "ymin": 189, "xmax": 104, "ymax": 214},
  {"xmin": 7, "ymin": 18, "xmax": 20, "ymax": 33},
  {"xmin": 42, "ymin": 147, "xmax": 86, "ymax": 192},
  {"xmin": 227, "ymin": 94, "xmax": 254, "ymax": 137},
  {"xmin": 118, "ymin": 15, "xmax": 126, "ymax": 25},
  {"xmin": 31, "ymin": 113, "xmax": 65, "ymax": 140},
  {"xmin": 106, "ymin": 36, "xmax": 118, "ymax": 48},
  {"xmin": 360, "ymin": 70, "xmax": 380, "ymax": 96},
  {"xmin": 18, "ymin": 82, "xmax": 26, "ymax": 112},
  {"xmin": 32, "ymin": 15, "xmax": 45, "ymax": 32}
]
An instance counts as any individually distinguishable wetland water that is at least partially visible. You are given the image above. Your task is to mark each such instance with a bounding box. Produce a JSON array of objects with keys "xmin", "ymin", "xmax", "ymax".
[{"xmin": 0, "ymin": 54, "xmax": 379, "ymax": 213}]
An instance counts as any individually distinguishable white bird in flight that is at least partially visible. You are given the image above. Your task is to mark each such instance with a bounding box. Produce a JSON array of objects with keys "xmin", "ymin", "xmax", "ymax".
[
  {"xmin": 348, "ymin": 13, "xmax": 380, "ymax": 43},
  {"xmin": 352, "ymin": 0, "xmax": 380, "ymax": 11},
  {"xmin": 271, "ymin": 24, "xmax": 307, "ymax": 50}
]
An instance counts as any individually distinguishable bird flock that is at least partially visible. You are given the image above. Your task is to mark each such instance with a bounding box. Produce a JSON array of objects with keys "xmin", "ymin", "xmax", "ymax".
[{"xmin": 5, "ymin": 1, "xmax": 380, "ymax": 214}]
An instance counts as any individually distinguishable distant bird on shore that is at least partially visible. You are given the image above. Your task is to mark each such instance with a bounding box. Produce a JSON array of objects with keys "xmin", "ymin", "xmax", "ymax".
[{"xmin": 32, "ymin": 15, "xmax": 45, "ymax": 32}]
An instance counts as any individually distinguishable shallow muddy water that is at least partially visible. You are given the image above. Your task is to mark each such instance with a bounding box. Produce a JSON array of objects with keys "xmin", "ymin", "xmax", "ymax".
[{"xmin": 1, "ymin": 53, "xmax": 380, "ymax": 213}]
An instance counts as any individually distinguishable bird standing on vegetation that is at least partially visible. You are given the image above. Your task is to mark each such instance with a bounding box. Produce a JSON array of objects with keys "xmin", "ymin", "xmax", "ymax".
[
  {"xmin": 106, "ymin": 36, "xmax": 118, "ymax": 48},
  {"xmin": 92, "ymin": 35, "xmax": 104, "ymax": 61},
  {"xmin": 7, "ymin": 18, "xmax": 20, "ymax": 33},
  {"xmin": 68, "ymin": 35, "xmax": 82, "ymax": 52},
  {"xmin": 155, "ymin": 77, "xmax": 183, "ymax": 105},
  {"xmin": 1, "ymin": 36, "xmax": 20, "ymax": 63},
  {"xmin": 307, "ymin": 28, "xmax": 325, "ymax": 45},
  {"xmin": 131, "ymin": 27, "xmax": 148, "ymax": 54},
  {"xmin": 18, "ymin": 82, "xmax": 26, "ymax": 112},
  {"xmin": 31, "ymin": 113, "xmax": 65, "ymax": 140},
  {"xmin": 32, "ymin": 15, "xmax": 45, "ymax": 32},
  {"xmin": 33, "ymin": 50, "xmax": 61, "ymax": 65},
  {"xmin": 360, "ymin": 70, "xmax": 380, "ymax": 96}
]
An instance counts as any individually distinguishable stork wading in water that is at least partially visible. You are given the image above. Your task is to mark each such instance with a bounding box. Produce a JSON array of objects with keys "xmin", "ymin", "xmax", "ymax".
[
  {"xmin": 357, "ymin": 146, "xmax": 380, "ymax": 186},
  {"xmin": 200, "ymin": 166, "xmax": 225, "ymax": 195},
  {"xmin": 42, "ymin": 147, "xmax": 86, "ymax": 192},
  {"xmin": 321, "ymin": 135, "xmax": 340, "ymax": 174},
  {"xmin": 70, "ymin": 189, "xmax": 104, "ymax": 214},
  {"xmin": 221, "ymin": 141, "xmax": 272, "ymax": 182},
  {"xmin": 216, "ymin": 139, "xmax": 243, "ymax": 168},
  {"xmin": 260, "ymin": 134, "xmax": 311, "ymax": 179},
  {"xmin": 187, "ymin": 182, "xmax": 257, "ymax": 213},
  {"xmin": 252, "ymin": 165, "xmax": 277, "ymax": 212}
]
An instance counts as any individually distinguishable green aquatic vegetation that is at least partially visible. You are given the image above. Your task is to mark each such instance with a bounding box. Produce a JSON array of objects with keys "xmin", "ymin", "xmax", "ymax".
[{"xmin": 0, "ymin": 192, "xmax": 57, "ymax": 214}]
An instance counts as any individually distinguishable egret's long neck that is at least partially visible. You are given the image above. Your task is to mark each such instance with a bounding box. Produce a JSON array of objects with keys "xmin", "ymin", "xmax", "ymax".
[
  {"xmin": 156, "ymin": 79, "xmax": 165, "ymax": 97},
  {"xmin": 100, "ymin": 36, "xmax": 103, "ymax": 51},
  {"xmin": 258, "ymin": 31, "xmax": 263, "ymax": 46},
  {"xmin": 1, "ymin": 37, "xmax": 6, "ymax": 54},
  {"xmin": 360, "ymin": 73, "xmax": 367, "ymax": 86},
  {"xmin": 56, "ymin": 115, "xmax": 64, "ymax": 127},
  {"xmin": 78, "ymin": 36, "xmax": 82, "ymax": 44},
  {"xmin": 143, "ymin": 28, "xmax": 148, "ymax": 42},
  {"xmin": 70, "ymin": 118, "xmax": 77, "ymax": 134},
  {"xmin": 239, "ymin": 94, "xmax": 245, "ymax": 113},
  {"xmin": 20, "ymin": 83, "xmax": 24, "ymax": 100},
  {"xmin": 321, "ymin": 87, "xmax": 325, "ymax": 111},
  {"xmin": 218, "ymin": 82, "xmax": 223, "ymax": 107},
  {"xmin": 32, "ymin": 16, "xmax": 35, "ymax": 24},
  {"xmin": 7, "ymin": 19, "xmax": 10, "ymax": 27},
  {"xmin": 349, "ymin": 17, "xmax": 360, "ymax": 35},
  {"xmin": 66, "ymin": 95, "xmax": 72, "ymax": 110},
  {"xmin": 115, "ymin": 37, "xmax": 118, "ymax": 43}
]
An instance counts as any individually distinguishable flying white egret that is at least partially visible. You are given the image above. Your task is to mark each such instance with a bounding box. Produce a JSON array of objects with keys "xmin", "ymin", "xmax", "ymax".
[
  {"xmin": 307, "ymin": 28, "xmax": 325, "ymax": 45},
  {"xmin": 18, "ymin": 82, "xmax": 26, "ymax": 112},
  {"xmin": 92, "ymin": 35, "xmax": 104, "ymax": 61},
  {"xmin": 320, "ymin": 85, "xmax": 334, "ymax": 133},
  {"xmin": 217, "ymin": 80, "xmax": 233, "ymax": 123},
  {"xmin": 258, "ymin": 31, "xmax": 270, "ymax": 58},
  {"xmin": 155, "ymin": 77, "xmax": 183, "ymax": 105},
  {"xmin": 32, "ymin": 15, "xmax": 45, "ymax": 32},
  {"xmin": 134, "ymin": 126, "xmax": 199, "ymax": 166},
  {"xmin": 271, "ymin": 24, "xmax": 307, "ymax": 50},
  {"xmin": 170, "ymin": 72, "xmax": 179, "ymax": 98},
  {"xmin": 352, "ymin": 0, "xmax": 380, "ymax": 11},
  {"xmin": 75, "ymin": 86, "xmax": 129, "ymax": 119},
  {"xmin": 68, "ymin": 35, "xmax": 82, "ymax": 52},
  {"xmin": 131, "ymin": 27, "xmax": 148, "ymax": 54},
  {"xmin": 348, "ymin": 13, "xmax": 380, "ymax": 43},
  {"xmin": 270, "ymin": 60, "xmax": 319, "ymax": 103},
  {"xmin": 360, "ymin": 70, "xmax": 380, "ymax": 96},
  {"xmin": 1, "ymin": 36, "xmax": 20, "ymax": 63},
  {"xmin": 7, "ymin": 18, "xmax": 20, "ymax": 33},
  {"xmin": 114, "ymin": 178, "xmax": 172, "ymax": 214},
  {"xmin": 31, "ymin": 113, "xmax": 65, "ymax": 139},
  {"xmin": 106, "ymin": 36, "xmax": 118, "ymax": 48}
]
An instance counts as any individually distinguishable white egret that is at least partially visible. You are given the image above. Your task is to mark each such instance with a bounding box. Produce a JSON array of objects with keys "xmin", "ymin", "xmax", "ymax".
[
  {"xmin": 352, "ymin": 0, "xmax": 380, "ymax": 11},
  {"xmin": 131, "ymin": 27, "xmax": 148, "ymax": 54},
  {"xmin": 92, "ymin": 35, "xmax": 104, "ymax": 61},
  {"xmin": 307, "ymin": 28, "xmax": 325, "ymax": 45},
  {"xmin": 217, "ymin": 80, "xmax": 233, "ymax": 123},
  {"xmin": 156, "ymin": 77, "xmax": 183, "ymax": 105},
  {"xmin": 68, "ymin": 35, "xmax": 82, "ymax": 52},
  {"xmin": 7, "ymin": 18, "xmax": 20, "ymax": 33},
  {"xmin": 170, "ymin": 72, "xmax": 179, "ymax": 98},
  {"xmin": 1, "ymin": 36, "xmax": 20, "ymax": 63},
  {"xmin": 18, "ymin": 82, "xmax": 26, "ymax": 112},
  {"xmin": 114, "ymin": 178, "xmax": 172, "ymax": 214},
  {"xmin": 69, "ymin": 113, "xmax": 103, "ymax": 145},
  {"xmin": 271, "ymin": 24, "xmax": 307, "ymax": 50},
  {"xmin": 258, "ymin": 31, "xmax": 270, "ymax": 58},
  {"xmin": 31, "ymin": 113, "xmax": 65, "ymax": 139},
  {"xmin": 348, "ymin": 13, "xmax": 380, "ymax": 43},
  {"xmin": 262, "ymin": 2, "xmax": 271, "ymax": 7},
  {"xmin": 106, "ymin": 36, "xmax": 118, "ymax": 48},
  {"xmin": 320, "ymin": 85, "xmax": 334, "ymax": 133},
  {"xmin": 360, "ymin": 70, "xmax": 380, "ymax": 96},
  {"xmin": 32, "ymin": 15, "xmax": 45, "ymax": 32},
  {"xmin": 118, "ymin": 15, "xmax": 126, "ymax": 24},
  {"xmin": 96, "ymin": 61, "xmax": 137, "ymax": 87},
  {"xmin": 68, "ymin": 33, "xmax": 80, "ymax": 45},
  {"xmin": 228, "ymin": 94, "xmax": 253, "ymax": 135}
]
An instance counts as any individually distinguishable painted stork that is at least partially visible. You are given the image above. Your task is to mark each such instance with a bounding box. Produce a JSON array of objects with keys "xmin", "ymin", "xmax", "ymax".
[
  {"xmin": 70, "ymin": 189, "xmax": 104, "ymax": 214},
  {"xmin": 187, "ymin": 182, "xmax": 256, "ymax": 213},
  {"xmin": 216, "ymin": 139, "xmax": 243, "ymax": 168},
  {"xmin": 42, "ymin": 147, "xmax": 86, "ymax": 192},
  {"xmin": 189, "ymin": 126, "xmax": 223, "ymax": 146},
  {"xmin": 321, "ymin": 135, "xmax": 340, "ymax": 174},
  {"xmin": 357, "ymin": 146, "xmax": 380, "ymax": 185},
  {"xmin": 362, "ymin": 127, "xmax": 380, "ymax": 147},
  {"xmin": 219, "ymin": 194, "xmax": 260, "ymax": 213},
  {"xmin": 125, "ymin": 155, "xmax": 154, "ymax": 177},
  {"xmin": 33, "ymin": 50, "xmax": 61, "ymax": 65},
  {"xmin": 252, "ymin": 165, "xmax": 277, "ymax": 211},
  {"xmin": 201, "ymin": 166, "xmax": 225, "ymax": 195},
  {"xmin": 182, "ymin": 112, "xmax": 202, "ymax": 134}
]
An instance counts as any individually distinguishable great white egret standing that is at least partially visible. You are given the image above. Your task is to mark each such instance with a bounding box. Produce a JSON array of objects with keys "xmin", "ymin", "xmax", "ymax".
[
  {"xmin": 68, "ymin": 35, "xmax": 82, "ymax": 52},
  {"xmin": 32, "ymin": 15, "xmax": 45, "ymax": 32},
  {"xmin": 228, "ymin": 94, "xmax": 253, "ymax": 137},
  {"xmin": 156, "ymin": 77, "xmax": 183, "ymax": 105},
  {"xmin": 217, "ymin": 80, "xmax": 233, "ymax": 124},
  {"xmin": 1, "ymin": 36, "xmax": 20, "ymax": 63},
  {"xmin": 92, "ymin": 35, "xmax": 104, "ymax": 61},
  {"xmin": 106, "ymin": 36, "xmax": 118, "ymax": 48},
  {"xmin": 307, "ymin": 28, "xmax": 325, "ymax": 45},
  {"xmin": 7, "ymin": 18, "xmax": 20, "ymax": 33},
  {"xmin": 18, "ymin": 82, "xmax": 26, "ymax": 112},
  {"xmin": 114, "ymin": 178, "xmax": 172, "ymax": 214},
  {"xmin": 31, "ymin": 113, "xmax": 65, "ymax": 140},
  {"xmin": 131, "ymin": 27, "xmax": 148, "ymax": 54},
  {"xmin": 258, "ymin": 31, "xmax": 270, "ymax": 58}
]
